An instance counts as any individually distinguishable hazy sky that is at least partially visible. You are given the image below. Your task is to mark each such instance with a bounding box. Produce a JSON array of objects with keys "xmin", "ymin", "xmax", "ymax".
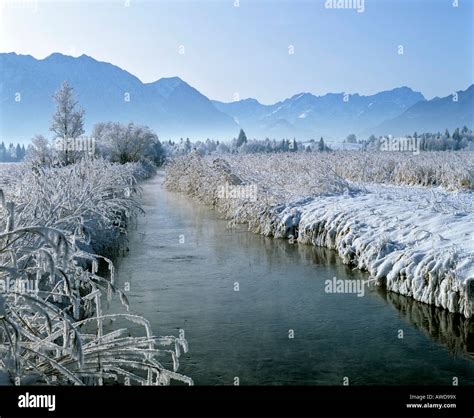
[{"xmin": 1, "ymin": 0, "xmax": 472, "ymax": 103}]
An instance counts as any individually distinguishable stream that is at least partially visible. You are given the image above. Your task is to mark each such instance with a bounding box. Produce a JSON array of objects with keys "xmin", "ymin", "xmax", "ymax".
[{"xmin": 112, "ymin": 173, "xmax": 474, "ymax": 385}]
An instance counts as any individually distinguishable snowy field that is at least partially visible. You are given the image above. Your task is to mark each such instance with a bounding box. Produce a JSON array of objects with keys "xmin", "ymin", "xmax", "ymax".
[{"xmin": 166, "ymin": 151, "xmax": 474, "ymax": 317}]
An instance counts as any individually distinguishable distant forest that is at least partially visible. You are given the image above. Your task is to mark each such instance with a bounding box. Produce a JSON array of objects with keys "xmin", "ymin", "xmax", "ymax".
[
  {"xmin": 3, "ymin": 125, "xmax": 473, "ymax": 165},
  {"xmin": 0, "ymin": 142, "xmax": 27, "ymax": 162}
]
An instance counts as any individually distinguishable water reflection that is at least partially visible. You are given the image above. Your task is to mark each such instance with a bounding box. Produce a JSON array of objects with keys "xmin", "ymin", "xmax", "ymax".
[{"xmin": 379, "ymin": 287, "xmax": 474, "ymax": 361}]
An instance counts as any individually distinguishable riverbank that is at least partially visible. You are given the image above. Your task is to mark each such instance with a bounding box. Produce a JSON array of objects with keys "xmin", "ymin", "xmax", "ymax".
[{"xmin": 165, "ymin": 152, "xmax": 474, "ymax": 318}]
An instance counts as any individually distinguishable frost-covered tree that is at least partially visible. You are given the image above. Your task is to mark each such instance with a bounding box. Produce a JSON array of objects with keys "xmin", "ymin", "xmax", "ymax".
[
  {"xmin": 50, "ymin": 81, "xmax": 85, "ymax": 164},
  {"xmin": 26, "ymin": 134, "xmax": 53, "ymax": 166},
  {"xmin": 346, "ymin": 134, "xmax": 357, "ymax": 144},
  {"xmin": 93, "ymin": 122, "xmax": 162, "ymax": 164},
  {"xmin": 0, "ymin": 141, "xmax": 26, "ymax": 162},
  {"xmin": 216, "ymin": 142, "xmax": 230, "ymax": 154}
]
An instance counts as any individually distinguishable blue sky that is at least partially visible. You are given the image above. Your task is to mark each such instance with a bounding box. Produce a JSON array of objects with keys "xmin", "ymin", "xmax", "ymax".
[{"xmin": 0, "ymin": 0, "xmax": 472, "ymax": 103}]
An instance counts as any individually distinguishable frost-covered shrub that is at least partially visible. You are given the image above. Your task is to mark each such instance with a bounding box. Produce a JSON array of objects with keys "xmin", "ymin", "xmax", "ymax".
[
  {"xmin": 165, "ymin": 152, "xmax": 474, "ymax": 221},
  {"xmin": 0, "ymin": 160, "xmax": 192, "ymax": 385},
  {"xmin": 167, "ymin": 151, "xmax": 474, "ymax": 194}
]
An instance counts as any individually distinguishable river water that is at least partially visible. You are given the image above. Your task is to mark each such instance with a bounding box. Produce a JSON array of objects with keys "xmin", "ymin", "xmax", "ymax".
[{"xmin": 113, "ymin": 173, "xmax": 474, "ymax": 385}]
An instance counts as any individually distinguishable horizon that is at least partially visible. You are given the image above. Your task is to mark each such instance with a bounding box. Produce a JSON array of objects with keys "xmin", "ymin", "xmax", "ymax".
[{"xmin": 1, "ymin": 0, "xmax": 472, "ymax": 104}]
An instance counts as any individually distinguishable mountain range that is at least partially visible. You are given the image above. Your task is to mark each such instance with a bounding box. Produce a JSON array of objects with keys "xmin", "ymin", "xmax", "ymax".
[{"xmin": 0, "ymin": 52, "xmax": 472, "ymax": 142}]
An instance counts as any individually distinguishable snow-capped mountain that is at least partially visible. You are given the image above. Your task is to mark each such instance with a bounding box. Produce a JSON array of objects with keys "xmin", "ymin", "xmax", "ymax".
[
  {"xmin": 373, "ymin": 85, "xmax": 474, "ymax": 136},
  {"xmin": 0, "ymin": 52, "xmax": 238, "ymax": 141},
  {"xmin": 213, "ymin": 87, "xmax": 427, "ymax": 139}
]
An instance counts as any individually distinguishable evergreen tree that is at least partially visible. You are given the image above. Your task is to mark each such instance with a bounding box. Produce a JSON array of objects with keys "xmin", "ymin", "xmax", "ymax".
[
  {"xmin": 318, "ymin": 137, "xmax": 325, "ymax": 152},
  {"xmin": 185, "ymin": 138, "xmax": 191, "ymax": 153},
  {"xmin": 15, "ymin": 144, "xmax": 22, "ymax": 161},
  {"xmin": 236, "ymin": 129, "xmax": 248, "ymax": 147}
]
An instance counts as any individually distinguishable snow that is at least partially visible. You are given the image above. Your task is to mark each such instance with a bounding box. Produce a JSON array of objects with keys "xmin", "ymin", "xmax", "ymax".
[
  {"xmin": 298, "ymin": 109, "xmax": 312, "ymax": 119},
  {"xmin": 293, "ymin": 93, "xmax": 306, "ymax": 101},
  {"xmin": 270, "ymin": 105, "xmax": 283, "ymax": 115}
]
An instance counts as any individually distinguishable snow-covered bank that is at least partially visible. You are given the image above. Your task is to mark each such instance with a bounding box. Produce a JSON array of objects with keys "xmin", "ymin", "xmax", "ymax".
[
  {"xmin": 165, "ymin": 152, "xmax": 474, "ymax": 317},
  {"xmin": 262, "ymin": 184, "xmax": 474, "ymax": 317}
]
